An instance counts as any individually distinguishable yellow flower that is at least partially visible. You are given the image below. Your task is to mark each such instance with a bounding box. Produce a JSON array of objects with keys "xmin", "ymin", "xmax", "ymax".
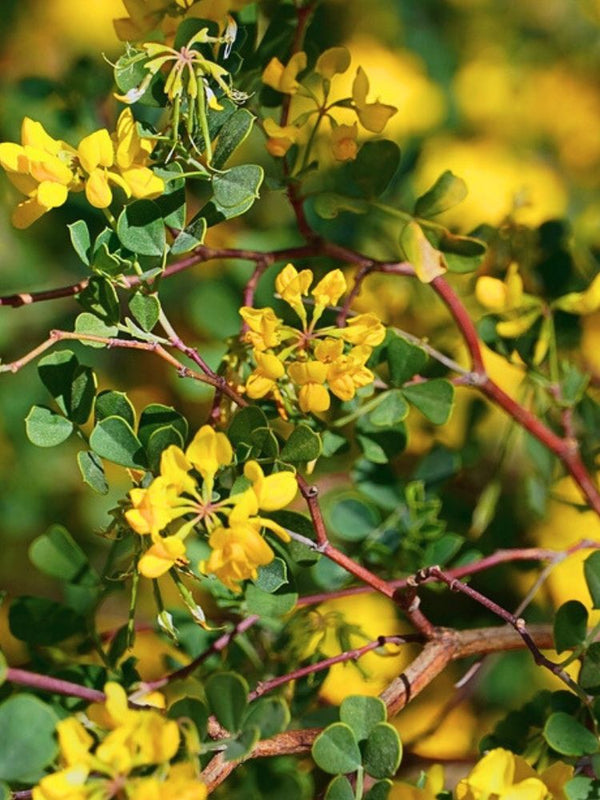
[
  {"xmin": 262, "ymin": 52, "xmax": 307, "ymax": 94},
  {"xmin": 32, "ymin": 766, "xmax": 90, "ymax": 800},
  {"xmin": 129, "ymin": 763, "xmax": 207, "ymax": 800},
  {"xmin": 126, "ymin": 477, "xmax": 184, "ymax": 537},
  {"xmin": 389, "ymin": 764, "xmax": 445, "ymax": 800},
  {"xmin": 287, "ymin": 360, "xmax": 331, "ymax": 413},
  {"xmin": 315, "ymin": 46, "xmax": 351, "ymax": 80},
  {"xmin": 327, "ymin": 345, "xmax": 374, "ymax": 402},
  {"xmin": 275, "ymin": 263, "xmax": 313, "ymax": 322},
  {"xmin": 201, "ymin": 522, "xmax": 277, "ymax": 592},
  {"xmin": 245, "ymin": 350, "xmax": 285, "ymax": 399},
  {"xmin": 138, "ymin": 535, "xmax": 189, "ymax": 578},
  {"xmin": 56, "ymin": 718, "xmax": 94, "ymax": 767},
  {"xmin": 330, "ymin": 122, "xmax": 358, "ymax": 161},
  {"xmin": 352, "ymin": 66, "xmax": 397, "ymax": 133},
  {"xmin": 0, "ymin": 117, "xmax": 79, "ymax": 228},
  {"xmin": 553, "ymin": 273, "xmax": 600, "ymax": 315},
  {"xmin": 456, "ymin": 749, "xmax": 548, "ymax": 800},
  {"xmin": 185, "ymin": 424, "xmax": 232, "ymax": 484},
  {"xmin": 341, "ymin": 312, "xmax": 386, "ymax": 346},
  {"xmin": 240, "ymin": 306, "xmax": 283, "ymax": 350},
  {"xmin": 263, "ymin": 118, "xmax": 303, "ymax": 157},
  {"xmin": 312, "ymin": 269, "xmax": 348, "ymax": 308},
  {"xmin": 244, "ymin": 460, "xmax": 297, "ymax": 512},
  {"xmin": 476, "ymin": 264, "xmax": 524, "ymax": 313},
  {"xmin": 314, "ymin": 338, "xmax": 345, "ymax": 363}
]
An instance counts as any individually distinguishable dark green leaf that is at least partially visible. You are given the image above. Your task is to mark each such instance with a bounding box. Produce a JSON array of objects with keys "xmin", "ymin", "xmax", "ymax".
[
  {"xmin": 203, "ymin": 164, "xmax": 264, "ymax": 224},
  {"xmin": 281, "ymin": 424, "xmax": 322, "ymax": 463},
  {"xmin": 403, "ymin": 379, "xmax": 455, "ymax": 424},
  {"xmin": 325, "ymin": 775, "xmax": 354, "ymax": 800},
  {"xmin": 0, "ymin": 695, "xmax": 59, "ymax": 782},
  {"xmin": 9, "ymin": 596, "xmax": 85, "ymax": 645},
  {"xmin": 243, "ymin": 697, "xmax": 290, "ymax": 739},
  {"xmin": 350, "ymin": 140, "xmax": 400, "ymax": 198},
  {"xmin": 77, "ymin": 275, "xmax": 120, "ymax": 324},
  {"xmin": 213, "ymin": 108, "xmax": 255, "ymax": 169},
  {"xmin": 89, "ymin": 416, "xmax": 146, "ymax": 468},
  {"xmin": 29, "ymin": 525, "xmax": 95, "ymax": 584},
  {"xmin": 245, "ymin": 585, "xmax": 298, "ymax": 617},
  {"xmin": 77, "ymin": 450, "xmax": 109, "ymax": 494},
  {"xmin": 154, "ymin": 163, "xmax": 186, "ymax": 228},
  {"xmin": 415, "ymin": 170, "xmax": 468, "ymax": 218},
  {"xmin": 322, "ymin": 431, "xmax": 347, "ymax": 457},
  {"xmin": 369, "ymin": 390, "xmax": 409, "ymax": 427},
  {"xmin": 129, "ymin": 292, "xmax": 160, "ymax": 332},
  {"xmin": 68, "ymin": 219, "xmax": 91, "ymax": 265},
  {"xmin": 170, "ymin": 216, "xmax": 207, "ymax": 255},
  {"xmin": 205, "ymin": 672, "xmax": 248, "ymax": 733},
  {"xmin": 138, "ymin": 403, "xmax": 188, "ymax": 447},
  {"xmin": 363, "ymin": 723, "xmax": 403, "ymax": 778},
  {"xmin": 117, "ymin": 199, "xmax": 166, "ymax": 257},
  {"xmin": 229, "ymin": 407, "xmax": 269, "ymax": 447},
  {"xmin": 146, "ymin": 425, "xmax": 185, "ymax": 472},
  {"xmin": 340, "ymin": 695, "xmax": 386, "ymax": 741},
  {"xmin": 423, "ymin": 533, "xmax": 463, "ymax": 567},
  {"xmin": 168, "ymin": 697, "xmax": 208, "ymax": 739},
  {"xmin": 554, "ymin": 601, "xmax": 588, "ymax": 654},
  {"xmin": 364, "ymin": 780, "xmax": 393, "ymax": 800},
  {"xmin": 25, "ymin": 405, "xmax": 74, "ymax": 447},
  {"xmin": 585, "ymin": 551, "xmax": 600, "ymax": 609},
  {"xmin": 224, "ymin": 725, "xmax": 260, "ymax": 761},
  {"xmin": 543, "ymin": 712, "xmax": 599, "ymax": 756},
  {"xmin": 579, "ymin": 642, "xmax": 600, "ymax": 694},
  {"xmin": 326, "ymin": 493, "xmax": 381, "ymax": 542},
  {"xmin": 387, "ymin": 335, "xmax": 427, "ymax": 386},
  {"xmin": 312, "ymin": 722, "xmax": 362, "ymax": 774},
  {"xmin": 95, "ymin": 390, "xmax": 136, "ymax": 427},
  {"xmin": 38, "ymin": 350, "xmax": 96, "ymax": 424}
]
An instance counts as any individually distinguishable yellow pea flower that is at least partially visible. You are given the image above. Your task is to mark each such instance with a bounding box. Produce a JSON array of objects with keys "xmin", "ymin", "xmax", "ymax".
[
  {"xmin": 32, "ymin": 765, "xmax": 90, "ymax": 800},
  {"xmin": 129, "ymin": 763, "xmax": 207, "ymax": 800},
  {"xmin": 327, "ymin": 345, "xmax": 374, "ymax": 402},
  {"xmin": 312, "ymin": 269, "xmax": 347, "ymax": 308},
  {"xmin": 456, "ymin": 749, "xmax": 548, "ymax": 800},
  {"xmin": 287, "ymin": 360, "xmax": 331, "ymax": 413},
  {"xmin": 56, "ymin": 718, "xmax": 94, "ymax": 767},
  {"xmin": 315, "ymin": 46, "xmax": 351, "ymax": 80},
  {"xmin": 352, "ymin": 66, "xmax": 397, "ymax": 133},
  {"xmin": 138, "ymin": 535, "xmax": 189, "ymax": 578},
  {"xmin": 245, "ymin": 350, "xmax": 285, "ymax": 399},
  {"xmin": 314, "ymin": 337, "xmax": 345, "ymax": 363},
  {"xmin": 341, "ymin": 312, "xmax": 386, "ymax": 346},
  {"xmin": 201, "ymin": 522, "xmax": 276, "ymax": 592},
  {"xmin": 185, "ymin": 424, "xmax": 232, "ymax": 486},
  {"xmin": 389, "ymin": 764, "xmax": 445, "ymax": 800},
  {"xmin": 244, "ymin": 460, "xmax": 298, "ymax": 511},
  {"xmin": 553, "ymin": 273, "xmax": 600, "ymax": 315},
  {"xmin": 262, "ymin": 52, "xmax": 307, "ymax": 94},
  {"xmin": 263, "ymin": 118, "xmax": 303, "ymax": 158},
  {"xmin": 126, "ymin": 477, "xmax": 184, "ymax": 537},
  {"xmin": 0, "ymin": 117, "xmax": 80, "ymax": 228},
  {"xmin": 275, "ymin": 263, "xmax": 313, "ymax": 323},
  {"xmin": 240, "ymin": 306, "xmax": 283, "ymax": 350},
  {"xmin": 475, "ymin": 264, "xmax": 524, "ymax": 312},
  {"xmin": 330, "ymin": 122, "xmax": 358, "ymax": 161}
]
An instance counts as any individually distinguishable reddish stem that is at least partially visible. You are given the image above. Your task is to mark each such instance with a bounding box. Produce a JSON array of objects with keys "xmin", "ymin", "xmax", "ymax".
[{"xmin": 7, "ymin": 667, "xmax": 106, "ymax": 704}]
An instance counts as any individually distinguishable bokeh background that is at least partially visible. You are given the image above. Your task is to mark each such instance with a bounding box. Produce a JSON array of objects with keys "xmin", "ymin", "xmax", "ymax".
[{"xmin": 1, "ymin": 0, "xmax": 600, "ymax": 766}]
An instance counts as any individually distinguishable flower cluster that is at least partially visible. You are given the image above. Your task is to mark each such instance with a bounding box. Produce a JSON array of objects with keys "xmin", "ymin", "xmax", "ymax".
[
  {"xmin": 261, "ymin": 46, "xmax": 397, "ymax": 161},
  {"xmin": 240, "ymin": 264, "xmax": 386, "ymax": 414},
  {"xmin": 0, "ymin": 109, "xmax": 163, "ymax": 228},
  {"xmin": 33, "ymin": 682, "xmax": 206, "ymax": 800},
  {"xmin": 126, "ymin": 425, "xmax": 297, "ymax": 591}
]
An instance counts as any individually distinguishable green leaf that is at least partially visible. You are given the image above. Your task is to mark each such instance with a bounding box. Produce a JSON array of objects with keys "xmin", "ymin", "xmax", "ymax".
[
  {"xmin": 585, "ymin": 551, "xmax": 600, "ymax": 609},
  {"xmin": 350, "ymin": 140, "xmax": 400, "ymax": 198},
  {"xmin": 204, "ymin": 164, "xmax": 264, "ymax": 224},
  {"xmin": 543, "ymin": 712, "xmax": 599, "ymax": 756},
  {"xmin": 564, "ymin": 776, "xmax": 598, "ymax": 800},
  {"xmin": 387, "ymin": 334, "xmax": 427, "ymax": 386},
  {"xmin": 554, "ymin": 601, "xmax": 588, "ymax": 654},
  {"xmin": 38, "ymin": 350, "xmax": 96, "ymax": 424},
  {"xmin": 357, "ymin": 429, "xmax": 407, "ymax": 464},
  {"xmin": 94, "ymin": 391, "xmax": 136, "ymax": 428},
  {"xmin": 68, "ymin": 219, "xmax": 91, "ymax": 265},
  {"xmin": 325, "ymin": 775, "xmax": 355, "ymax": 800},
  {"xmin": 213, "ymin": 108, "xmax": 255, "ymax": 169},
  {"xmin": 170, "ymin": 216, "xmax": 206, "ymax": 255},
  {"xmin": 77, "ymin": 275, "xmax": 120, "ymax": 324},
  {"xmin": 243, "ymin": 697, "xmax": 290, "ymax": 739},
  {"xmin": 322, "ymin": 431, "xmax": 347, "ymax": 457},
  {"xmin": 245, "ymin": 585, "xmax": 298, "ymax": 617},
  {"xmin": 364, "ymin": 780, "xmax": 394, "ymax": 800},
  {"xmin": 154, "ymin": 163, "xmax": 186, "ymax": 228},
  {"xmin": 579, "ymin": 642, "xmax": 600, "ymax": 693},
  {"xmin": 74, "ymin": 312, "xmax": 119, "ymax": 346},
  {"xmin": 224, "ymin": 725, "xmax": 260, "ymax": 762},
  {"xmin": 403, "ymin": 379, "xmax": 455, "ymax": 424},
  {"xmin": 205, "ymin": 672, "xmax": 249, "ymax": 733},
  {"xmin": 29, "ymin": 525, "xmax": 94, "ymax": 583},
  {"xmin": 9, "ymin": 596, "xmax": 85, "ymax": 645},
  {"xmin": 138, "ymin": 403, "xmax": 188, "ymax": 447},
  {"xmin": 89, "ymin": 416, "xmax": 146, "ymax": 468},
  {"xmin": 25, "ymin": 405, "xmax": 74, "ymax": 447},
  {"xmin": 312, "ymin": 722, "xmax": 362, "ymax": 775},
  {"xmin": 313, "ymin": 192, "xmax": 369, "ymax": 219},
  {"xmin": 168, "ymin": 697, "xmax": 208, "ymax": 739},
  {"xmin": 415, "ymin": 170, "xmax": 468, "ymax": 217},
  {"xmin": 117, "ymin": 199, "xmax": 166, "ymax": 257},
  {"xmin": 369, "ymin": 390, "xmax": 409, "ymax": 427},
  {"xmin": 340, "ymin": 695, "xmax": 386, "ymax": 742},
  {"xmin": 363, "ymin": 723, "xmax": 403, "ymax": 779},
  {"xmin": 255, "ymin": 558, "xmax": 288, "ymax": 593},
  {"xmin": 326, "ymin": 493, "xmax": 381, "ymax": 542},
  {"xmin": 423, "ymin": 533, "xmax": 463, "ymax": 567},
  {"xmin": 77, "ymin": 450, "xmax": 109, "ymax": 494},
  {"xmin": 281, "ymin": 424, "xmax": 322, "ymax": 463},
  {"xmin": 146, "ymin": 425, "xmax": 185, "ymax": 472},
  {"xmin": 400, "ymin": 220, "xmax": 447, "ymax": 283},
  {"xmin": 129, "ymin": 292, "xmax": 160, "ymax": 332},
  {"xmin": 0, "ymin": 695, "xmax": 59, "ymax": 782},
  {"xmin": 229, "ymin": 406, "xmax": 269, "ymax": 448}
]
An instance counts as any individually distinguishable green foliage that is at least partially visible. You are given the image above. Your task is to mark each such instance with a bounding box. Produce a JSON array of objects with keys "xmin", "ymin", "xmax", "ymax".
[{"xmin": 0, "ymin": 696, "xmax": 59, "ymax": 782}]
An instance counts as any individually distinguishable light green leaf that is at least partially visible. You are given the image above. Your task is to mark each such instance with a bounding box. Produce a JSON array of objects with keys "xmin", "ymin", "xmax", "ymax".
[
  {"xmin": 400, "ymin": 220, "xmax": 447, "ymax": 283},
  {"xmin": 117, "ymin": 199, "xmax": 166, "ymax": 256},
  {"xmin": 415, "ymin": 170, "xmax": 468, "ymax": 217},
  {"xmin": 68, "ymin": 219, "xmax": 91, "ymax": 265},
  {"xmin": 312, "ymin": 722, "xmax": 362, "ymax": 775},
  {"xmin": 340, "ymin": 695, "xmax": 386, "ymax": 741},
  {"xmin": 129, "ymin": 292, "xmax": 160, "ymax": 332},
  {"xmin": 25, "ymin": 405, "xmax": 74, "ymax": 447},
  {"xmin": 543, "ymin": 712, "xmax": 599, "ymax": 756},
  {"xmin": 0, "ymin": 695, "xmax": 59, "ymax": 782},
  {"xmin": 363, "ymin": 723, "xmax": 403, "ymax": 778},
  {"xmin": 89, "ymin": 416, "xmax": 146, "ymax": 468}
]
